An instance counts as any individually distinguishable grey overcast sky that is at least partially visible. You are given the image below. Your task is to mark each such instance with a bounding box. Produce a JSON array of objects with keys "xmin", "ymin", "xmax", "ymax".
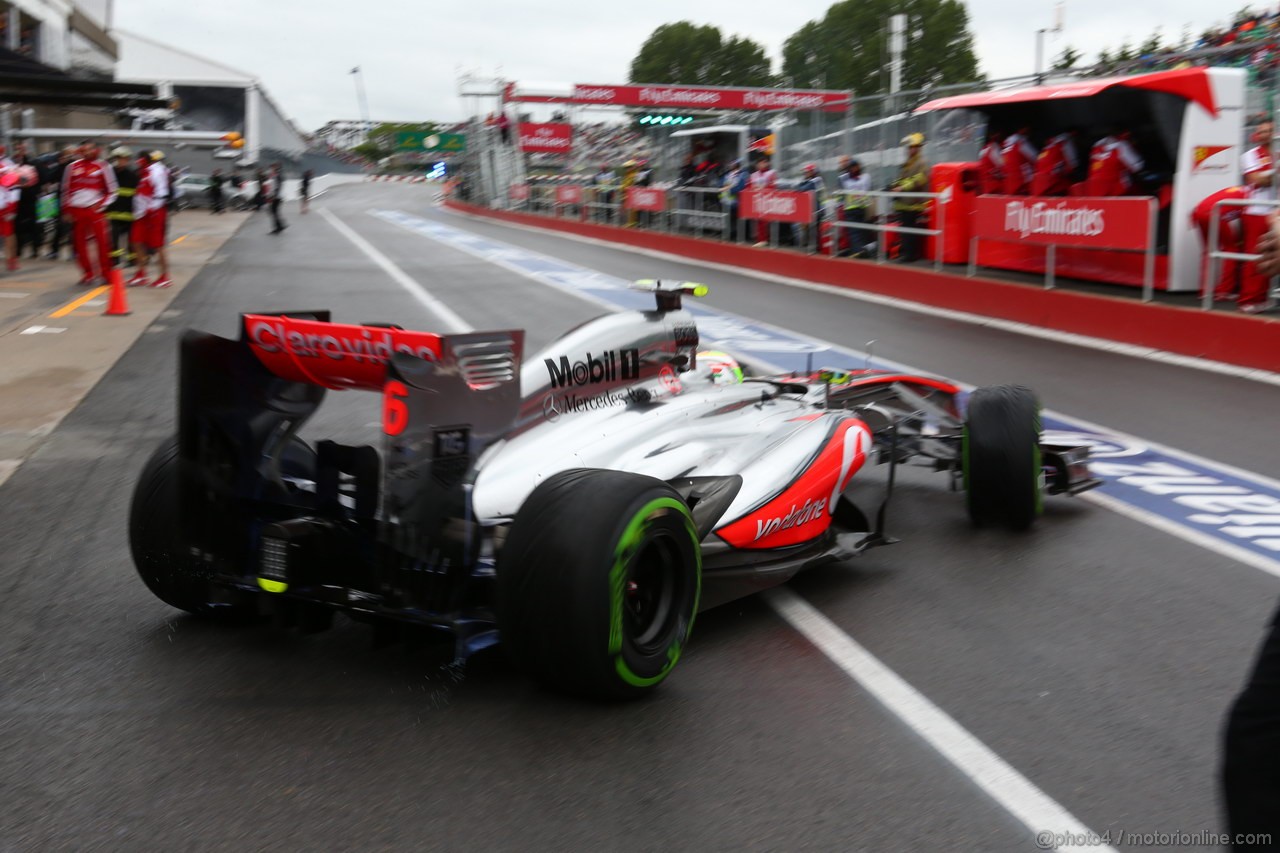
[{"xmin": 112, "ymin": 0, "xmax": 1245, "ymax": 131}]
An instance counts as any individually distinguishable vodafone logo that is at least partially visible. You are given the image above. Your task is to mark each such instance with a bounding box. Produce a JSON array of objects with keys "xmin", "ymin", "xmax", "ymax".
[{"xmin": 1004, "ymin": 200, "xmax": 1104, "ymax": 239}]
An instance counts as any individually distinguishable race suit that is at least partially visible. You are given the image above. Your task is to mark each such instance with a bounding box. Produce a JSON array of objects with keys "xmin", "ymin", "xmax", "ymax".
[{"xmin": 60, "ymin": 157, "xmax": 118, "ymax": 280}]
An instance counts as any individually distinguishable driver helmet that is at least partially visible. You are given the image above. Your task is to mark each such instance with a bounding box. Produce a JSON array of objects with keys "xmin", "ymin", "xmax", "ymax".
[{"xmin": 695, "ymin": 350, "xmax": 744, "ymax": 385}]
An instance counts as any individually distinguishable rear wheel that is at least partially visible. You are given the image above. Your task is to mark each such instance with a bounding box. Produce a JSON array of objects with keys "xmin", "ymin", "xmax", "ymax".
[
  {"xmin": 963, "ymin": 385, "xmax": 1042, "ymax": 530},
  {"xmin": 129, "ymin": 436, "xmax": 316, "ymax": 616},
  {"xmin": 497, "ymin": 469, "xmax": 701, "ymax": 699}
]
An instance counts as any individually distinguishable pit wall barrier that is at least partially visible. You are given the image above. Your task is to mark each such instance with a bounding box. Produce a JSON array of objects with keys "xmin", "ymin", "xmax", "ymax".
[{"xmin": 442, "ymin": 197, "xmax": 1280, "ymax": 374}]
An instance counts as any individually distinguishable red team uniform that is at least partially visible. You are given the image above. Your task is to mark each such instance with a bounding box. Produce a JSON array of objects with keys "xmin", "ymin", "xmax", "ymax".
[
  {"xmin": 978, "ymin": 138, "xmax": 1005, "ymax": 195},
  {"xmin": 1031, "ymin": 133, "xmax": 1078, "ymax": 196},
  {"xmin": 60, "ymin": 156, "xmax": 117, "ymax": 282},
  {"xmin": 1085, "ymin": 135, "xmax": 1144, "ymax": 197},
  {"xmin": 1001, "ymin": 132, "xmax": 1037, "ymax": 195},
  {"xmin": 1239, "ymin": 142, "xmax": 1276, "ymax": 310},
  {"xmin": 131, "ymin": 160, "xmax": 168, "ymax": 252},
  {"xmin": 1191, "ymin": 186, "xmax": 1250, "ymax": 300}
]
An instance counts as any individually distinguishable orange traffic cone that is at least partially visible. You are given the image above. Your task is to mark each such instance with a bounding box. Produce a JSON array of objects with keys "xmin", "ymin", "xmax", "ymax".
[{"xmin": 104, "ymin": 267, "xmax": 130, "ymax": 316}]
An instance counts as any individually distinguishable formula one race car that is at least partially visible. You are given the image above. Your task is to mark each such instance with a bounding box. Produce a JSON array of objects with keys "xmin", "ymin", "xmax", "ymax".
[{"xmin": 130, "ymin": 281, "xmax": 1099, "ymax": 698}]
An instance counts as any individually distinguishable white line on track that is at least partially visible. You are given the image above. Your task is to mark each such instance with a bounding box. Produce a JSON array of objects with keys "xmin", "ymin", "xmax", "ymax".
[
  {"xmin": 442, "ymin": 205, "xmax": 1280, "ymax": 388},
  {"xmin": 319, "ymin": 207, "xmax": 473, "ymax": 333},
  {"xmin": 377, "ymin": 206, "xmax": 1117, "ymax": 850},
  {"xmin": 768, "ymin": 588, "xmax": 1116, "ymax": 853}
]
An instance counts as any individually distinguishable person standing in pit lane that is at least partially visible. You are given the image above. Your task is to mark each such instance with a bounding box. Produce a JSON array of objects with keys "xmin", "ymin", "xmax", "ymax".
[
  {"xmin": 265, "ymin": 163, "xmax": 287, "ymax": 235},
  {"xmin": 43, "ymin": 145, "xmax": 77, "ymax": 261},
  {"xmin": 129, "ymin": 151, "xmax": 172, "ymax": 288},
  {"xmin": 0, "ymin": 143, "xmax": 20, "ymax": 272},
  {"xmin": 209, "ymin": 169, "xmax": 225, "ymax": 214},
  {"xmin": 1237, "ymin": 122, "xmax": 1277, "ymax": 313},
  {"xmin": 300, "ymin": 169, "xmax": 312, "ymax": 214},
  {"xmin": 59, "ymin": 140, "xmax": 117, "ymax": 286},
  {"xmin": 105, "ymin": 147, "xmax": 137, "ymax": 271}
]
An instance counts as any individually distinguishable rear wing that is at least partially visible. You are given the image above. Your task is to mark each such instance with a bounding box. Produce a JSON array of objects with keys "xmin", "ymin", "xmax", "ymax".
[{"xmin": 176, "ymin": 311, "xmax": 523, "ymax": 575}]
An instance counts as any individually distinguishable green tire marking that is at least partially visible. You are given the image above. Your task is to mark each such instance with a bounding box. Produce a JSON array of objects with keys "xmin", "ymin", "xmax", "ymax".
[{"xmin": 608, "ymin": 496, "xmax": 701, "ymax": 688}]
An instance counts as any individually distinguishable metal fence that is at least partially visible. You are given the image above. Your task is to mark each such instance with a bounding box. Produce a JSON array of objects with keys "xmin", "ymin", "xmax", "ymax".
[{"xmin": 1203, "ymin": 197, "xmax": 1280, "ymax": 310}]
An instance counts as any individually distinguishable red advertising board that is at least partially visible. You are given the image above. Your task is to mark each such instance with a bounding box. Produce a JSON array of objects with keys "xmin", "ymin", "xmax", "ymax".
[
  {"xmin": 509, "ymin": 183, "xmax": 529, "ymax": 202},
  {"xmin": 739, "ymin": 190, "xmax": 815, "ymax": 223},
  {"xmin": 508, "ymin": 83, "xmax": 848, "ymax": 113},
  {"xmin": 555, "ymin": 185, "xmax": 583, "ymax": 205},
  {"xmin": 518, "ymin": 122, "xmax": 573, "ymax": 153},
  {"xmin": 624, "ymin": 187, "xmax": 667, "ymax": 212},
  {"xmin": 972, "ymin": 196, "xmax": 1153, "ymax": 251}
]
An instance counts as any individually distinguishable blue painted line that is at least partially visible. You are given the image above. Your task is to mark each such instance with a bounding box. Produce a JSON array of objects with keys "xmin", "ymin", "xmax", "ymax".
[{"xmin": 373, "ymin": 209, "xmax": 1280, "ymax": 576}]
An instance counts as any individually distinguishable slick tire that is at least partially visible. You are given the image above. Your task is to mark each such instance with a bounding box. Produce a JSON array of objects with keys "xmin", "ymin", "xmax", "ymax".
[
  {"xmin": 963, "ymin": 385, "xmax": 1042, "ymax": 531},
  {"xmin": 129, "ymin": 436, "xmax": 316, "ymax": 617},
  {"xmin": 497, "ymin": 469, "xmax": 701, "ymax": 700},
  {"xmin": 129, "ymin": 437, "xmax": 230, "ymax": 616}
]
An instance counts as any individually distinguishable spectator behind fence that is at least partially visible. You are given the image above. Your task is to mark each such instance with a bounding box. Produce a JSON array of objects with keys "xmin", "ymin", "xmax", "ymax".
[
  {"xmin": 794, "ymin": 163, "xmax": 825, "ymax": 250},
  {"xmin": 719, "ymin": 159, "xmax": 748, "ymax": 241},
  {"xmin": 978, "ymin": 131, "xmax": 1005, "ymax": 195},
  {"xmin": 1002, "ymin": 126, "xmax": 1038, "ymax": 195},
  {"xmin": 839, "ymin": 159, "xmax": 874, "ymax": 257},
  {"xmin": 1032, "ymin": 129, "xmax": 1080, "ymax": 196},
  {"xmin": 891, "ymin": 133, "xmax": 929, "ymax": 263},
  {"xmin": 748, "ymin": 157, "xmax": 777, "ymax": 247},
  {"xmin": 1237, "ymin": 122, "xmax": 1277, "ymax": 313}
]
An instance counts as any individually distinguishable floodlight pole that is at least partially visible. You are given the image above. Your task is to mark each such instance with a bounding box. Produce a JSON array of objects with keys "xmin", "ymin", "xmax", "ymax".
[{"xmin": 352, "ymin": 66, "xmax": 372, "ymax": 144}]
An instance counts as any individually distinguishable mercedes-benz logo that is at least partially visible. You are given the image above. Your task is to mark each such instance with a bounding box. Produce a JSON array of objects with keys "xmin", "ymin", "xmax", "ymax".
[{"xmin": 542, "ymin": 395, "xmax": 561, "ymax": 421}]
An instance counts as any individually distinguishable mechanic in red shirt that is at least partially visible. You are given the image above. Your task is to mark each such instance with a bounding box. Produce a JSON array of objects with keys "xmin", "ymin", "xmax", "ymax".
[
  {"xmin": 129, "ymin": 151, "xmax": 171, "ymax": 288},
  {"xmin": 1238, "ymin": 122, "xmax": 1277, "ymax": 313},
  {"xmin": 1031, "ymin": 129, "xmax": 1079, "ymax": 196},
  {"xmin": 1001, "ymin": 127, "xmax": 1037, "ymax": 195},
  {"xmin": 1191, "ymin": 186, "xmax": 1249, "ymax": 302},
  {"xmin": 60, "ymin": 140, "xmax": 117, "ymax": 285},
  {"xmin": 1085, "ymin": 130, "xmax": 1144, "ymax": 196},
  {"xmin": 977, "ymin": 130, "xmax": 1005, "ymax": 194}
]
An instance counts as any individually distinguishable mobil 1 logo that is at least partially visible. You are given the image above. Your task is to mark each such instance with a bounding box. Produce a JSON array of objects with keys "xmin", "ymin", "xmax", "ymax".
[{"xmin": 545, "ymin": 348, "xmax": 640, "ymax": 388}]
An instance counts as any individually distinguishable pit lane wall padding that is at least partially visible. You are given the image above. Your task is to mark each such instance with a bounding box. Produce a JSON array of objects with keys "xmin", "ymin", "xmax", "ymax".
[{"xmin": 443, "ymin": 200, "xmax": 1280, "ymax": 375}]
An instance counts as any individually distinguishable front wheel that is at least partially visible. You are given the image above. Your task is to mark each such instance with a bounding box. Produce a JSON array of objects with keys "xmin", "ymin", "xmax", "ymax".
[
  {"xmin": 963, "ymin": 385, "xmax": 1042, "ymax": 531},
  {"xmin": 497, "ymin": 469, "xmax": 701, "ymax": 699}
]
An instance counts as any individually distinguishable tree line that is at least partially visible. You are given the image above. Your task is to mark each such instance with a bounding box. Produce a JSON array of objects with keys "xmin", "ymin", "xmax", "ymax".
[{"xmin": 629, "ymin": 1, "xmax": 983, "ymax": 95}]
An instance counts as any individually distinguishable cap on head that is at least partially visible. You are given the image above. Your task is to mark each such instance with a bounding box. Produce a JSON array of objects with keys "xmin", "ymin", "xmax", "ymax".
[
  {"xmin": 902, "ymin": 132, "xmax": 925, "ymax": 148},
  {"xmin": 150, "ymin": 150, "xmax": 165, "ymax": 161},
  {"xmin": 109, "ymin": 146, "xmax": 132, "ymax": 159},
  {"xmin": 803, "ymin": 162, "xmax": 818, "ymax": 174}
]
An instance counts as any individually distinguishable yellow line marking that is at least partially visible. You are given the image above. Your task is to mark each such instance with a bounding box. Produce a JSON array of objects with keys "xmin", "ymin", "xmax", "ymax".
[
  {"xmin": 50, "ymin": 286, "xmax": 109, "ymax": 318},
  {"xmin": 170, "ymin": 234, "xmax": 189, "ymax": 245}
]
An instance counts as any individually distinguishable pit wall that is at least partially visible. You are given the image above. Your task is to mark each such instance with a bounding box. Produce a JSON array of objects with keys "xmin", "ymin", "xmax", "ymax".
[{"xmin": 443, "ymin": 199, "xmax": 1280, "ymax": 375}]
